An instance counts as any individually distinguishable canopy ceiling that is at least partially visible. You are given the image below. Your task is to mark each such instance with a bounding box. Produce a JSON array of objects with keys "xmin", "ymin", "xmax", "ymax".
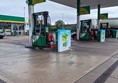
[{"xmin": 50, "ymin": 0, "xmax": 118, "ymax": 9}]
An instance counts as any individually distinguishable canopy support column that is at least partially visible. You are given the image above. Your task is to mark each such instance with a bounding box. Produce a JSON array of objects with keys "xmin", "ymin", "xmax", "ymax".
[
  {"xmin": 28, "ymin": 5, "xmax": 34, "ymax": 46},
  {"xmin": 97, "ymin": 4, "xmax": 101, "ymax": 29},
  {"xmin": 77, "ymin": 0, "xmax": 81, "ymax": 40}
]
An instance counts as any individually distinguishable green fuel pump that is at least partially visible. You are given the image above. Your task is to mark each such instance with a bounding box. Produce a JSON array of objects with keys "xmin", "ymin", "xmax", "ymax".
[
  {"xmin": 32, "ymin": 11, "xmax": 55, "ymax": 49},
  {"xmin": 80, "ymin": 20, "xmax": 91, "ymax": 40},
  {"xmin": 100, "ymin": 23, "xmax": 110, "ymax": 37}
]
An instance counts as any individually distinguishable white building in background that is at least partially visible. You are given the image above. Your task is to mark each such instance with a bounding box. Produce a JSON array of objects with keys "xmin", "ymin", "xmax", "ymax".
[{"xmin": 0, "ymin": 14, "xmax": 25, "ymax": 36}]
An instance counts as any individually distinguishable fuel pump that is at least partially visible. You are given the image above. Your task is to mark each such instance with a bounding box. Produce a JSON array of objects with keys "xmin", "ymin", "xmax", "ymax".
[
  {"xmin": 80, "ymin": 19, "xmax": 98, "ymax": 40},
  {"xmin": 100, "ymin": 23, "xmax": 111, "ymax": 37},
  {"xmin": 32, "ymin": 11, "xmax": 55, "ymax": 49},
  {"xmin": 79, "ymin": 19, "xmax": 106, "ymax": 42},
  {"xmin": 80, "ymin": 20, "xmax": 91, "ymax": 40}
]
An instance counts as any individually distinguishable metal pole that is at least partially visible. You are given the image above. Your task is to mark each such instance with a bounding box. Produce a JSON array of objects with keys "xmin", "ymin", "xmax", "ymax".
[
  {"xmin": 77, "ymin": 0, "xmax": 81, "ymax": 40},
  {"xmin": 11, "ymin": 24, "xmax": 14, "ymax": 36},
  {"xmin": 28, "ymin": 5, "xmax": 34, "ymax": 46},
  {"xmin": 24, "ymin": 7, "xmax": 26, "ymax": 35},
  {"xmin": 62, "ymin": 13, "xmax": 64, "ymax": 28},
  {"xmin": 97, "ymin": 4, "xmax": 101, "ymax": 29},
  {"xmin": 24, "ymin": 7, "xmax": 26, "ymax": 21}
]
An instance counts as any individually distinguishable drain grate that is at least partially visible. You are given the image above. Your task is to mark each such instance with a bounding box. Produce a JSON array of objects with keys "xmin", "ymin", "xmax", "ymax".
[{"xmin": 93, "ymin": 60, "xmax": 118, "ymax": 83}]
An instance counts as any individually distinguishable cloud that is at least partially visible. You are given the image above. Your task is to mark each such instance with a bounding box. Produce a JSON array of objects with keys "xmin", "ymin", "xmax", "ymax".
[
  {"xmin": 0, "ymin": 0, "xmax": 28, "ymax": 16},
  {"xmin": 34, "ymin": 1, "xmax": 77, "ymax": 24},
  {"xmin": 0, "ymin": 0, "xmax": 118, "ymax": 24}
]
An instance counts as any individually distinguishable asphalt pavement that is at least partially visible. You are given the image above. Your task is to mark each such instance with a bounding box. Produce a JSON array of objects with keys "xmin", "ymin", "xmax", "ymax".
[{"xmin": 0, "ymin": 36, "xmax": 118, "ymax": 83}]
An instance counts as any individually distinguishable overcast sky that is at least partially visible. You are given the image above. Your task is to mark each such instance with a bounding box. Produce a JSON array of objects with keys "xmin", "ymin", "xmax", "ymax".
[{"xmin": 0, "ymin": 0, "xmax": 118, "ymax": 24}]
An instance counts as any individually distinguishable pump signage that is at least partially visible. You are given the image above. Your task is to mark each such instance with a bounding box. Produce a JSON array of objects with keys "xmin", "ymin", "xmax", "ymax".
[
  {"xmin": 27, "ymin": 0, "xmax": 45, "ymax": 5},
  {"xmin": 80, "ymin": 6, "xmax": 90, "ymax": 15},
  {"xmin": 100, "ymin": 13, "xmax": 108, "ymax": 19}
]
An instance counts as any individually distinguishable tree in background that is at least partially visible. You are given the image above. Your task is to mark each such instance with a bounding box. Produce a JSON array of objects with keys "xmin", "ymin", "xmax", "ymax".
[
  {"xmin": 55, "ymin": 20, "xmax": 65, "ymax": 29},
  {"xmin": 47, "ymin": 23, "xmax": 57, "ymax": 31},
  {"xmin": 47, "ymin": 23, "xmax": 51, "ymax": 29}
]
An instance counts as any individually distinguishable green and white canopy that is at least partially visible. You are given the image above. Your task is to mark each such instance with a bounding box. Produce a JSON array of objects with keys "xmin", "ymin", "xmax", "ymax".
[
  {"xmin": 50, "ymin": 0, "xmax": 118, "ymax": 9},
  {"xmin": 0, "ymin": 15, "xmax": 25, "ymax": 24}
]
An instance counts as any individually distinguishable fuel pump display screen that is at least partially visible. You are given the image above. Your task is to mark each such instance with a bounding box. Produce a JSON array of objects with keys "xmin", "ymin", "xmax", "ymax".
[
  {"xmin": 38, "ymin": 20, "xmax": 42, "ymax": 25},
  {"xmin": 100, "ymin": 23, "xmax": 109, "ymax": 29},
  {"xmin": 35, "ymin": 15, "xmax": 44, "ymax": 25},
  {"xmin": 81, "ymin": 20, "xmax": 91, "ymax": 33}
]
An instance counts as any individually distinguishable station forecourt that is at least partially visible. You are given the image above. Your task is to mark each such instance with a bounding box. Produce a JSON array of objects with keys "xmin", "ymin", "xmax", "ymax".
[
  {"xmin": 0, "ymin": 14, "xmax": 25, "ymax": 36},
  {"xmin": 0, "ymin": 0, "xmax": 118, "ymax": 83}
]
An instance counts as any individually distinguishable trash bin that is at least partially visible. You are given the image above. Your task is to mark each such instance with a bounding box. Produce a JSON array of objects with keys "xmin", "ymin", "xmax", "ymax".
[
  {"xmin": 112, "ymin": 30, "xmax": 116, "ymax": 38},
  {"xmin": 14, "ymin": 30, "xmax": 17, "ymax": 36},
  {"xmin": 56, "ymin": 29, "xmax": 71, "ymax": 52},
  {"xmin": 97, "ymin": 30, "xmax": 100, "ymax": 41}
]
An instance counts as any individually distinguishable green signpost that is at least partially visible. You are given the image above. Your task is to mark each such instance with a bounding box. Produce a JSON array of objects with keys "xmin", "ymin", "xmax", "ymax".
[
  {"xmin": 77, "ymin": 0, "xmax": 90, "ymax": 40},
  {"xmin": 80, "ymin": 6, "xmax": 90, "ymax": 15},
  {"xmin": 100, "ymin": 13, "xmax": 108, "ymax": 19},
  {"xmin": 77, "ymin": 0, "xmax": 80, "ymax": 16},
  {"xmin": 27, "ymin": 0, "xmax": 46, "ymax": 5},
  {"xmin": 26, "ymin": 0, "xmax": 46, "ymax": 46}
]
